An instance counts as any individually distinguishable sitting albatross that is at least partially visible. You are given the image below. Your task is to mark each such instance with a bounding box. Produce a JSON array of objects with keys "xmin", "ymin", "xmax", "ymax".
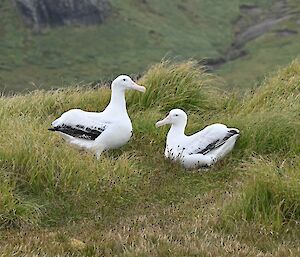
[
  {"xmin": 49, "ymin": 75, "xmax": 146, "ymax": 159},
  {"xmin": 156, "ymin": 109, "xmax": 239, "ymax": 169}
]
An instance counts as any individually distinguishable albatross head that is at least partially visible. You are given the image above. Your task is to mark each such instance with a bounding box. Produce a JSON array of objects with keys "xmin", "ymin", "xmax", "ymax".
[
  {"xmin": 156, "ymin": 109, "xmax": 187, "ymax": 128},
  {"xmin": 112, "ymin": 75, "xmax": 146, "ymax": 92}
]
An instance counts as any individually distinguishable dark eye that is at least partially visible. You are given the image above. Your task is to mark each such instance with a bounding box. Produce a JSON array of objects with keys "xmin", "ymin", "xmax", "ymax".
[
  {"xmin": 175, "ymin": 114, "xmax": 179, "ymax": 117},
  {"xmin": 123, "ymin": 78, "xmax": 126, "ymax": 81}
]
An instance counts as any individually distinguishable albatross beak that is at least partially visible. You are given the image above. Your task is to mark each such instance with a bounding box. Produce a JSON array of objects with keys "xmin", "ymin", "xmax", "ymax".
[
  {"xmin": 131, "ymin": 82, "xmax": 146, "ymax": 93},
  {"xmin": 155, "ymin": 115, "xmax": 171, "ymax": 128}
]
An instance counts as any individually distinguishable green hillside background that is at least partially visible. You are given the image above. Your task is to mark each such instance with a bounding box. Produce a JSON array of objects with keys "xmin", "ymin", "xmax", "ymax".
[{"xmin": 1, "ymin": 0, "xmax": 300, "ymax": 92}]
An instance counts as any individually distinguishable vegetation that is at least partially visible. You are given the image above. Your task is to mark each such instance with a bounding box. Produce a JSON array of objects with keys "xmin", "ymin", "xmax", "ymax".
[
  {"xmin": 0, "ymin": 60, "xmax": 299, "ymax": 256},
  {"xmin": 0, "ymin": 0, "xmax": 300, "ymax": 92}
]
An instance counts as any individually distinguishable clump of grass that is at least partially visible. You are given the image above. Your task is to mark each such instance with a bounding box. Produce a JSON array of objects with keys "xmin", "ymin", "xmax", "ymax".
[
  {"xmin": 224, "ymin": 110, "xmax": 300, "ymax": 156},
  {"xmin": 241, "ymin": 60, "xmax": 300, "ymax": 113},
  {"xmin": 0, "ymin": 172, "xmax": 41, "ymax": 228},
  {"xmin": 0, "ymin": 86, "xmax": 111, "ymax": 119},
  {"xmin": 221, "ymin": 156, "xmax": 300, "ymax": 231},
  {"xmin": 0, "ymin": 107, "xmax": 142, "ymax": 226},
  {"xmin": 217, "ymin": 60, "xmax": 300, "ymax": 157},
  {"xmin": 128, "ymin": 60, "xmax": 223, "ymax": 112}
]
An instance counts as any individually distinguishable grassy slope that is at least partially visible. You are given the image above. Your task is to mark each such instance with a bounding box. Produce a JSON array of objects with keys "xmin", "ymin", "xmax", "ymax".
[
  {"xmin": 2, "ymin": 0, "xmax": 300, "ymax": 92},
  {"xmin": 0, "ymin": 60, "xmax": 299, "ymax": 256}
]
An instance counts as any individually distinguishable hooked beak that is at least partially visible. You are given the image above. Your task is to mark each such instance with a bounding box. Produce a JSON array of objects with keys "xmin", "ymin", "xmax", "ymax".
[
  {"xmin": 130, "ymin": 82, "xmax": 146, "ymax": 93},
  {"xmin": 155, "ymin": 115, "xmax": 171, "ymax": 128}
]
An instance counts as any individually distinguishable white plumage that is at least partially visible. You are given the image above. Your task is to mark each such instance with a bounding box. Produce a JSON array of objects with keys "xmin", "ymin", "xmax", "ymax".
[
  {"xmin": 156, "ymin": 109, "xmax": 239, "ymax": 169},
  {"xmin": 49, "ymin": 75, "xmax": 146, "ymax": 159}
]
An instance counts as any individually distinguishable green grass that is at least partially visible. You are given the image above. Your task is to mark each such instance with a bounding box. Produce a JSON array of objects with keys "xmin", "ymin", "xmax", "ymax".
[
  {"xmin": 1, "ymin": 0, "xmax": 299, "ymax": 92},
  {"xmin": 0, "ymin": 60, "xmax": 299, "ymax": 256},
  {"xmin": 221, "ymin": 156, "xmax": 300, "ymax": 231},
  {"xmin": 127, "ymin": 60, "xmax": 222, "ymax": 112}
]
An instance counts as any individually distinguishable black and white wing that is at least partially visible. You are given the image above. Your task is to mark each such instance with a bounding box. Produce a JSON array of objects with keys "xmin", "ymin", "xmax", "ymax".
[
  {"xmin": 185, "ymin": 124, "xmax": 239, "ymax": 155},
  {"xmin": 49, "ymin": 109, "xmax": 109, "ymax": 140}
]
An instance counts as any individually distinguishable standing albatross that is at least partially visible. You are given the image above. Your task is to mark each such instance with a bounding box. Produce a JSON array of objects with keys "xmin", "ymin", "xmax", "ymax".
[
  {"xmin": 49, "ymin": 75, "xmax": 146, "ymax": 159},
  {"xmin": 156, "ymin": 109, "xmax": 239, "ymax": 169}
]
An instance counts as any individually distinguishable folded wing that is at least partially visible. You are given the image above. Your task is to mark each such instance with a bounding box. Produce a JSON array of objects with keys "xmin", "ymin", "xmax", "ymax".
[
  {"xmin": 49, "ymin": 109, "xmax": 109, "ymax": 140},
  {"xmin": 185, "ymin": 124, "xmax": 239, "ymax": 155}
]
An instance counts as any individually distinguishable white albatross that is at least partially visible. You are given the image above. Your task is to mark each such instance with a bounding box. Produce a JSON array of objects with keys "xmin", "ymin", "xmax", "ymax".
[
  {"xmin": 49, "ymin": 75, "xmax": 146, "ymax": 159},
  {"xmin": 156, "ymin": 109, "xmax": 240, "ymax": 169}
]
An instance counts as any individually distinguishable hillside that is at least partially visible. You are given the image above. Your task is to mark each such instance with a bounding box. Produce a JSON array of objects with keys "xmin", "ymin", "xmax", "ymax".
[
  {"xmin": 0, "ymin": 60, "xmax": 299, "ymax": 256},
  {"xmin": 0, "ymin": 0, "xmax": 300, "ymax": 92}
]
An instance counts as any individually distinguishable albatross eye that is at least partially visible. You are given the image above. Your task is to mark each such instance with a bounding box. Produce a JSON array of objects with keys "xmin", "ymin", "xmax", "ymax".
[
  {"xmin": 175, "ymin": 114, "xmax": 179, "ymax": 117},
  {"xmin": 123, "ymin": 78, "xmax": 126, "ymax": 82}
]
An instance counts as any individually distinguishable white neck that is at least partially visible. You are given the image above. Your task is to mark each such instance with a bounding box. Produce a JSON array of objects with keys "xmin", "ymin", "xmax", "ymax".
[
  {"xmin": 167, "ymin": 122, "xmax": 187, "ymax": 143},
  {"xmin": 105, "ymin": 85, "xmax": 127, "ymax": 115},
  {"xmin": 165, "ymin": 122, "xmax": 187, "ymax": 156}
]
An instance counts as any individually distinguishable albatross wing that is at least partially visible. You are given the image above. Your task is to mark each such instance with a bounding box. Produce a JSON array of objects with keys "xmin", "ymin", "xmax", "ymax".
[
  {"xmin": 49, "ymin": 109, "xmax": 110, "ymax": 140},
  {"xmin": 185, "ymin": 124, "xmax": 239, "ymax": 155}
]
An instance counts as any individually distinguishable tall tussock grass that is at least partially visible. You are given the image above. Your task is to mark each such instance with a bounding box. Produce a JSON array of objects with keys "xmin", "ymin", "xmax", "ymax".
[
  {"xmin": 227, "ymin": 111, "xmax": 300, "ymax": 156},
  {"xmin": 0, "ymin": 172, "xmax": 41, "ymax": 228},
  {"xmin": 0, "ymin": 59, "xmax": 299, "ymax": 231},
  {"xmin": 241, "ymin": 60, "xmax": 300, "ymax": 113},
  {"xmin": 221, "ymin": 156, "xmax": 300, "ymax": 231},
  {"xmin": 216, "ymin": 61, "xmax": 300, "ymax": 232},
  {"xmin": 0, "ymin": 87, "xmax": 111, "ymax": 119},
  {"xmin": 222, "ymin": 61, "xmax": 300, "ymax": 157},
  {"xmin": 128, "ymin": 60, "xmax": 223, "ymax": 112}
]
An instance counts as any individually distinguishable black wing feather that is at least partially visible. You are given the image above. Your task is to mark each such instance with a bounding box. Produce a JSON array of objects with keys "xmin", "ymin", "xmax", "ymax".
[
  {"xmin": 194, "ymin": 130, "xmax": 239, "ymax": 155},
  {"xmin": 48, "ymin": 124, "xmax": 106, "ymax": 140}
]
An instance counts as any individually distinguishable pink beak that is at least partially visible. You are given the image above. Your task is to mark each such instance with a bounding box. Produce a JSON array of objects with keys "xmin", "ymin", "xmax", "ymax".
[
  {"xmin": 130, "ymin": 82, "xmax": 146, "ymax": 92},
  {"xmin": 155, "ymin": 115, "xmax": 171, "ymax": 128}
]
